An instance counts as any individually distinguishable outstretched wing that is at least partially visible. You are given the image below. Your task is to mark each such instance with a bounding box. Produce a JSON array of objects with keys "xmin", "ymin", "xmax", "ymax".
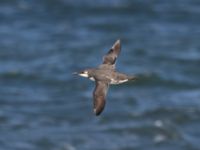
[
  {"xmin": 101, "ymin": 39, "xmax": 121, "ymax": 69},
  {"xmin": 93, "ymin": 81, "xmax": 109, "ymax": 116}
]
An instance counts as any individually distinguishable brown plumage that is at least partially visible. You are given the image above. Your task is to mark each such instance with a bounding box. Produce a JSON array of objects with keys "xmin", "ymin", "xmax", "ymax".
[
  {"xmin": 75, "ymin": 39, "xmax": 136, "ymax": 116},
  {"xmin": 103, "ymin": 39, "xmax": 121, "ymax": 66},
  {"xmin": 93, "ymin": 81, "xmax": 109, "ymax": 116}
]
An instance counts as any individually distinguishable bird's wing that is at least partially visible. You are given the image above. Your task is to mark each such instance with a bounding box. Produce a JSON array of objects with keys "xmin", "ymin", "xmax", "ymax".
[
  {"xmin": 101, "ymin": 39, "xmax": 121, "ymax": 69},
  {"xmin": 93, "ymin": 81, "xmax": 109, "ymax": 116}
]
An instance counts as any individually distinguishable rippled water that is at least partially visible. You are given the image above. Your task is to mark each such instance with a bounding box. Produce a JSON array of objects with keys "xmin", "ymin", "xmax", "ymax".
[{"xmin": 0, "ymin": 0, "xmax": 200, "ymax": 150}]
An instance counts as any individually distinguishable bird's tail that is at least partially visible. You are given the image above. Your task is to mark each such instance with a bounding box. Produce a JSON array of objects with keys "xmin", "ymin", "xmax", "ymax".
[{"xmin": 128, "ymin": 75, "xmax": 138, "ymax": 81}]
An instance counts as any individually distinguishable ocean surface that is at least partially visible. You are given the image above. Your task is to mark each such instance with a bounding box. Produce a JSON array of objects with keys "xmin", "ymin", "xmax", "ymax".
[{"xmin": 0, "ymin": 0, "xmax": 200, "ymax": 150}]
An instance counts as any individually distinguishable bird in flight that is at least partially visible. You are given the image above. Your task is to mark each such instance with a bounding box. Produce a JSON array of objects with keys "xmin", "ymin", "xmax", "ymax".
[{"xmin": 74, "ymin": 40, "xmax": 136, "ymax": 116}]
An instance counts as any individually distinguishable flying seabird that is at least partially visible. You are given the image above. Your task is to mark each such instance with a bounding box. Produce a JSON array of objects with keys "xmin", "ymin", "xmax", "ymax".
[{"xmin": 74, "ymin": 40, "xmax": 136, "ymax": 116}]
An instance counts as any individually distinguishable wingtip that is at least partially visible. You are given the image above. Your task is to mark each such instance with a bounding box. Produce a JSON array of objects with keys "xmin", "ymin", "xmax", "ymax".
[
  {"xmin": 115, "ymin": 39, "xmax": 121, "ymax": 45},
  {"xmin": 112, "ymin": 39, "xmax": 121, "ymax": 50},
  {"xmin": 93, "ymin": 108, "xmax": 102, "ymax": 116}
]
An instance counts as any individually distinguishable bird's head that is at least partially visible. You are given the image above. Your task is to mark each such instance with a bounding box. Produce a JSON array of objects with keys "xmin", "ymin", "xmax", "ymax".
[{"xmin": 73, "ymin": 69, "xmax": 90, "ymax": 78}]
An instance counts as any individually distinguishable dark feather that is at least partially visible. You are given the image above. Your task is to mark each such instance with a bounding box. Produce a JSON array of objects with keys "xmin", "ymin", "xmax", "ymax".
[
  {"xmin": 93, "ymin": 81, "xmax": 109, "ymax": 116},
  {"xmin": 102, "ymin": 39, "xmax": 121, "ymax": 67}
]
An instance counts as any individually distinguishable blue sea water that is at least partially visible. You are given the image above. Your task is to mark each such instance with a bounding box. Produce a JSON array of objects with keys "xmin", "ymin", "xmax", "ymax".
[{"xmin": 0, "ymin": 0, "xmax": 200, "ymax": 150}]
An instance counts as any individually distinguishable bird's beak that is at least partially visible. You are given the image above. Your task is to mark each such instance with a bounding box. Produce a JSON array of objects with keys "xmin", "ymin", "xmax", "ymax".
[
  {"xmin": 72, "ymin": 71, "xmax": 84, "ymax": 76},
  {"xmin": 72, "ymin": 72, "xmax": 78, "ymax": 75}
]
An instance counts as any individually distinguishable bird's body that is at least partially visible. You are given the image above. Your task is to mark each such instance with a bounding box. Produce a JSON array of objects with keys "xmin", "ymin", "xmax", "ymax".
[
  {"xmin": 84, "ymin": 68, "xmax": 134, "ymax": 85},
  {"xmin": 74, "ymin": 40, "xmax": 136, "ymax": 116}
]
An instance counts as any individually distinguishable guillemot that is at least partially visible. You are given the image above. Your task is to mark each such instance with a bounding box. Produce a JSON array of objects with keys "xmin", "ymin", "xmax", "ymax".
[{"xmin": 74, "ymin": 40, "xmax": 136, "ymax": 116}]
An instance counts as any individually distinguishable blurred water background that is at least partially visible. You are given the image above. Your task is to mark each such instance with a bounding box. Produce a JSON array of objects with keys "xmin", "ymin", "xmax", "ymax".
[{"xmin": 0, "ymin": 0, "xmax": 200, "ymax": 150}]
